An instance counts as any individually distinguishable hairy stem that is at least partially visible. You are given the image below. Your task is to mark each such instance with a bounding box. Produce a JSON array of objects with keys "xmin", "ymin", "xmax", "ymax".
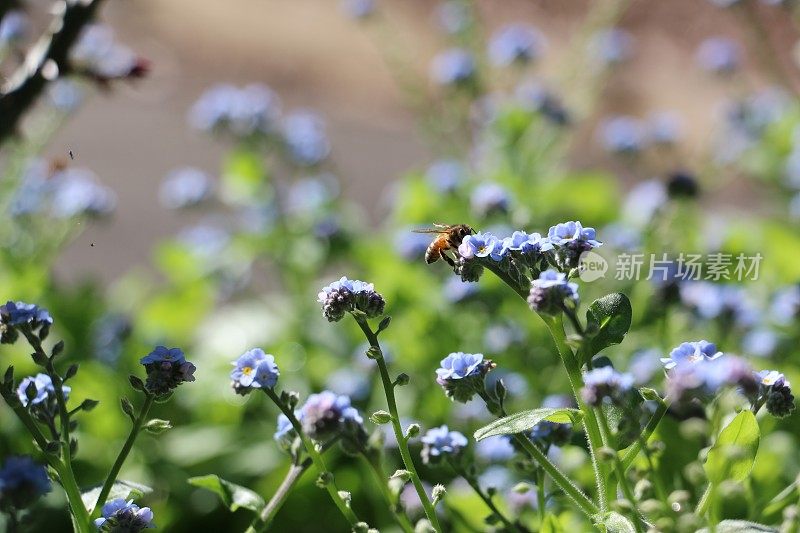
[
  {"xmin": 354, "ymin": 316, "xmax": 443, "ymax": 533},
  {"xmin": 264, "ymin": 388, "xmax": 359, "ymax": 526},
  {"xmin": 245, "ymin": 460, "xmax": 311, "ymax": 533},
  {"xmin": 362, "ymin": 452, "xmax": 415, "ymax": 533},
  {"xmin": 90, "ymin": 393, "xmax": 154, "ymax": 518}
]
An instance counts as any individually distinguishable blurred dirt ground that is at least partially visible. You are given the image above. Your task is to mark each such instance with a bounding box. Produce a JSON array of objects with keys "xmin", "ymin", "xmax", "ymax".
[{"xmin": 39, "ymin": 0, "xmax": 799, "ymax": 282}]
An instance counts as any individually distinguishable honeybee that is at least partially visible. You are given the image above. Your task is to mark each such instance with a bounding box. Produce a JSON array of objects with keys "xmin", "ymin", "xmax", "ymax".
[{"xmin": 413, "ymin": 223, "xmax": 475, "ymax": 268}]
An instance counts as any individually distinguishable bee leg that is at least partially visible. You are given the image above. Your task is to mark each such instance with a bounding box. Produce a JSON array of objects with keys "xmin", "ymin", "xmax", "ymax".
[{"xmin": 441, "ymin": 251, "xmax": 457, "ymax": 271}]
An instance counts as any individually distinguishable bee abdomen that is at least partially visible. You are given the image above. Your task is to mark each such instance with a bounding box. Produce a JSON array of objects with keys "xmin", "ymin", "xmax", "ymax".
[{"xmin": 424, "ymin": 244, "xmax": 439, "ymax": 264}]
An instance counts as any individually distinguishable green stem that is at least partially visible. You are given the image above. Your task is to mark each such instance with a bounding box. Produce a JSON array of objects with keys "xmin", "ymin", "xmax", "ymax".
[
  {"xmin": 536, "ymin": 470, "xmax": 546, "ymax": 524},
  {"xmin": 597, "ymin": 413, "xmax": 644, "ymax": 533},
  {"xmin": 447, "ymin": 458, "xmax": 521, "ymax": 533},
  {"xmin": 354, "ymin": 316, "xmax": 443, "ymax": 533},
  {"xmin": 539, "ymin": 314, "xmax": 608, "ymax": 513},
  {"xmin": 476, "ymin": 390, "xmax": 598, "ymax": 516},
  {"xmin": 620, "ymin": 398, "xmax": 669, "ymax": 472},
  {"xmin": 362, "ymin": 452, "xmax": 415, "ymax": 533},
  {"xmin": 264, "ymin": 388, "xmax": 359, "ymax": 526},
  {"xmin": 245, "ymin": 460, "xmax": 311, "ymax": 533},
  {"xmin": 20, "ymin": 329, "xmax": 92, "ymax": 532},
  {"xmin": 697, "ymin": 483, "xmax": 714, "ymax": 517},
  {"xmin": 90, "ymin": 394, "xmax": 155, "ymax": 518}
]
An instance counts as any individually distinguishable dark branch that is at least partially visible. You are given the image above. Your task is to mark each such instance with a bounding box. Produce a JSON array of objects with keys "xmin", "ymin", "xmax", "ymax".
[{"xmin": 0, "ymin": 0, "xmax": 105, "ymax": 146}]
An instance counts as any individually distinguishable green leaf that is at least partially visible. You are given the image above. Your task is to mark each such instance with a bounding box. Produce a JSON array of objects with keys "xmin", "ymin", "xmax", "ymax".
[
  {"xmin": 704, "ymin": 410, "xmax": 760, "ymax": 485},
  {"xmin": 696, "ymin": 520, "xmax": 778, "ymax": 532},
  {"xmin": 474, "ymin": 408, "xmax": 583, "ymax": 441},
  {"xmin": 585, "ymin": 293, "xmax": 632, "ymax": 359},
  {"xmin": 187, "ymin": 474, "xmax": 265, "ymax": 513},
  {"xmin": 540, "ymin": 514, "xmax": 564, "ymax": 533},
  {"xmin": 594, "ymin": 512, "xmax": 636, "ymax": 533},
  {"xmin": 82, "ymin": 480, "xmax": 153, "ymax": 511}
]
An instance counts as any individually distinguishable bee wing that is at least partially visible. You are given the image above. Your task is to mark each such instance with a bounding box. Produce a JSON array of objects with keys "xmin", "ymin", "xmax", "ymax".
[{"xmin": 412, "ymin": 228, "xmax": 445, "ymax": 234}]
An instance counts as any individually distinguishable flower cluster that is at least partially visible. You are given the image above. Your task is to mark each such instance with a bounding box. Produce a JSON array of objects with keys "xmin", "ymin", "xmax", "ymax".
[
  {"xmin": 547, "ymin": 221, "xmax": 602, "ymax": 270},
  {"xmin": 70, "ymin": 24, "xmax": 147, "ymax": 81},
  {"xmin": 317, "ymin": 277, "xmax": 385, "ymax": 322},
  {"xmin": 94, "ymin": 498, "xmax": 155, "ymax": 532},
  {"xmin": 488, "ymin": 23, "xmax": 546, "ymax": 67},
  {"xmin": 421, "ymin": 425, "xmax": 468, "ymax": 465},
  {"xmin": 666, "ymin": 354, "xmax": 757, "ymax": 405},
  {"xmin": 0, "ymin": 456, "xmax": 51, "ymax": 511},
  {"xmin": 139, "ymin": 346, "xmax": 196, "ymax": 396},
  {"xmin": 17, "ymin": 374, "xmax": 70, "ymax": 418},
  {"xmin": 281, "ymin": 111, "xmax": 331, "ymax": 166},
  {"xmin": 527, "ymin": 270, "xmax": 579, "ymax": 316},
  {"xmin": 1, "ymin": 301, "xmax": 53, "ymax": 343},
  {"xmin": 430, "ymin": 48, "xmax": 476, "ymax": 86},
  {"xmin": 299, "ymin": 391, "xmax": 365, "ymax": 443},
  {"xmin": 435, "ymin": 352, "xmax": 495, "ymax": 403},
  {"xmin": 230, "ymin": 349, "xmax": 280, "ymax": 395},
  {"xmin": 159, "ymin": 167, "xmax": 214, "ymax": 209},
  {"xmin": 660, "ymin": 340, "xmax": 723, "ymax": 370},
  {"xmin": 580, "ymin": 366, "xmax": 634, "ymax": 407},
  {"xmin": 189, "ymin": 83, "xmax": 281, "ymax": 137},
  {"xmin": 756, "ymin": 371, "xmax": 795, "ymax": 418}
]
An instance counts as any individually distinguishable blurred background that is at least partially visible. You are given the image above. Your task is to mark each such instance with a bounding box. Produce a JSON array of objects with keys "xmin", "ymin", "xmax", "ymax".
[
  {"xmin": 3, "ymin": 0, "xmax": 800, "ymax": 531},
  {"xmin": 50, "ymin": 0, "xmax": 799, "ymax": 281}
]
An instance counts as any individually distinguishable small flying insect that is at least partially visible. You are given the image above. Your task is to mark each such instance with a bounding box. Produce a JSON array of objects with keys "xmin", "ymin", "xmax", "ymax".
[
  {"xmin": 413, "ymin": 223, "xmax": 474, "ymax": 269},
  {"xmin": 69, "ymin": 149, "xmax": 74, "ymax": 160}
]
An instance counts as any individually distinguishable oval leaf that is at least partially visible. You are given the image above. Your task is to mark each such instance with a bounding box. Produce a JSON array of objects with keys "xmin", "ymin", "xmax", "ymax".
[
  {"xmin": 474, "ymin": 408, "xmax": 583, "ymax": 441},
  {"xmin": 704, "ymin": 410, "xmax": 760, "ymax": 485},
  {"xmin": 188, "ymin": 474, "xmax": 265, "ymax": 513},
  {"xmin": 82, "ymin": 480, "xmax": 153, "ymax": 511},
  {"xmin": 585, "ymin": 293, "xmax": 632, "ymax": 358}
]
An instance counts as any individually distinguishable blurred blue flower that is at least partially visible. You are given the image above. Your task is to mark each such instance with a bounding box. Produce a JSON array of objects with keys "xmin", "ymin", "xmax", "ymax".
[
  {"xmin": 457, "ymin": 231, "xmax": 498, "ymax": 260},
  {"xmin": 660, "ymin": 340, "xmax": 722, "ymax": 370},
  {"xmin": 696, "ymin": 37, "xmax": 740, "ymax": 74},
  {"xmin": 443, "ymin": 277, "xmax": 479, "ymax": 303},
  {"xmin": 588, "ymin": 28, "xmax": 634, "ymax": 66},
  {"xmin": 282, "ymin": 111, "xmax": 331, "ymax": 166},
  {"xmin": 421, "ymin": 425, "xmax": 468, "ymax": 464},
  {"xmin": 300, "ymin": 391, "xmax": 364, "ymax": 441},
  {"xmin": 475, "ymin": 436, "xmax": 515, "ymax": 462},
  {"xmin": 50, "ymin": 168, "xmax": 116, "ymax": 218},
  {"xmin": 667, "ymin": 355, "xmax": 757, "ymax": 403},
  {"xmin": 425, "ymin": 159, "xmax": 465, "ymax": 193},
  {"xmin": 0, "ymin": 456, "xmax": 51, "ymax": 510},
  {"xmin": 597, "ymin": 116, "xmax": 647, "ymax": 154},
  {"xmin": 70, "ymin": 25, "xmax": 140, "ymax": 79},
  {"xmin": 600, "ymin": 222, "xmax": 641, "ymax": 251},
  {"xmin": 190, "ymin": 83, "xmax": 281, "ymax": 136},
  {"xmin": 286, "ymin": 176, "xmax": 336, "ymax": 215},
  {"xmin": 742, "ymin": 328, "xmax": 779, "ymax": 358},
  {"xmin": 47, "ymin": 80, "xmax": 84, "ymax": 112},
  {"xmin": 94, "ymin": 498, "xmax": 155, "ymax": 532},
  {"xmin": 581, "ymin": 366, "xmax": 634, "ymax": 406},
  {"xmin": 527, "ymin": 269, "xmax": 579, "ymax": 315},
  {"xmin": 274, "ymin": 413, "xmax": 299, "ymax": 444},
  {"xmin": 784, "ymin": 149, "xmax": 800, "ymax": 189},
  {"xmin": 16, "ymin": 373, "xmax": 70, "ymax": 407},
  {"xmin": 488, "ymin": 24, "xmax": 546, "ymax": 66},
  {"xmin": 771, "ymin": 285, "xmax": 800, "ymax": 324},
  {"xmin": 679, "ymin": 282, "xmax": 757, "ymax": 327},
  {"xmin": 1, "ymin": 301, "xmax": 53, "ymax": 329},
  {"xmin": 326, "ymin": 368, "xmax": 371, "ymax": 401},
  {"xmin": 159, "ymin": 167, "xmax": 213, "ymax": 209},
  {"xmin": 648, "ymin": 111, "xmax": 683, "ymax": 145},
  {"xmin": 478, "ymin": 465, "xmax": 513, "ymax": 491},
  {"xmin": 230, "ymin": 349, "xmax": 280, "ymax": 394},
  {"xmin": 629, "ymin": 349, "xmax": 663, "ymax": 385},
  {"xmin": 394, "ymin": 229, "xmax": 432, "ymax": 261},
  {"xmin": 0, "ymin": 10, "xmax": 28, "ymax": 45},
  {"xmin": 483, "ymin": 322, "xmax": 523, "ymax": 352},
  {"xmin": 178, "ymin": 224, "xmax": 230, "ymax": 259},
  {"xmin": 341, "ymin": 0, "xmax": 375, "ymax": 19},
  {"xmin": 515, "ymin": 81, "xmax": 570, "ymax": 125},
  {"xmin": 470, "ymin": 183, "xmax": 510, "ymax": 217},
  {"xmin": 430, "ymin": 48, "xmax": 476, "ymax": 86},
  {"xmin": 622, "ymin": 180, "xmax": 667, "ymax": 227}
]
